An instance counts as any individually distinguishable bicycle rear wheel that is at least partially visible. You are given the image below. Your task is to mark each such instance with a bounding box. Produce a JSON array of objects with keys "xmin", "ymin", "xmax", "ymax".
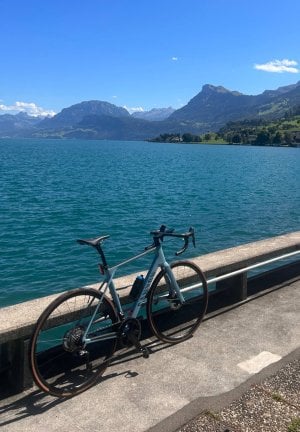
[
  {"xmin": 147, "ymin": 261, "xmax": 208, "ymax": 343},
  {"xmin": 30, "ymin": 288, "xmax": 118, "ymax": 397}
]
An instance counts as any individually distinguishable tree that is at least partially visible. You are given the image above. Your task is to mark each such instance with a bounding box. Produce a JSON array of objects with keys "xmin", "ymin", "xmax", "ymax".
[
  {"xmin": 268, "ymin": 126, "xmax": 276, "ymax": 134},
  {"xmin": 241, "ymin": 130, "xmax": 250, "ymax": 144},
  {"xmin": 226, "ymin": 133, "xmax": 233, "ymax": 144},
  {"xmin": 232, "ymin": 134, "xmax": 241, "ymax": 143},
  {"xmin": 204, "ymin": 133, "xmax": 211, "ymax": 141},
  {"xmin": 283, "ymin": 132, "xmax": 292, "ymax": 145},
  {"xmin": 182, "ymin": 133, "xmax": 194, "ymax": 143},
  {"xmin": 272, "ymin": 131, "xmax": 282, "ymax": 145},
  {"xmin": 255, "ymin": 130, "xmax": 271, "ymax": 145}
]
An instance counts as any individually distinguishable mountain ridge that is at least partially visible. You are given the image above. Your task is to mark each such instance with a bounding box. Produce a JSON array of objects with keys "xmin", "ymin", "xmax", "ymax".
[
  {"xmin": 131, "ymin": 107, "xmax": 175, "ymax": 121},
  {"xmin": 38, "ymin": 100, "xmax": 130, "ymax": 130},
  {"xmin": 1, "ymin": 81, "xmax": 300, "ymax": 140},
  {"xmin": 169, "ymin": 81, "xmax": 300, "ymax": 128}
]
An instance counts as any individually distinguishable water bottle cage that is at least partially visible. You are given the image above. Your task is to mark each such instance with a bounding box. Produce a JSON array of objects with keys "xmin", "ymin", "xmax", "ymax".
[{"xmin": 129, "ymin": 276, "xmax": 144, "ymax": 300}]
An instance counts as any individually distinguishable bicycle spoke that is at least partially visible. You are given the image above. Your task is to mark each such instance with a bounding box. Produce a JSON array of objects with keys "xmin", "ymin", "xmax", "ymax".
[
  {"xmin": 30, "ymin": 289, "xmax": 118, "ymax": 397},
  {"xmin": 147, "ymin": 261, "xmax": 208, "ymax": 343}
]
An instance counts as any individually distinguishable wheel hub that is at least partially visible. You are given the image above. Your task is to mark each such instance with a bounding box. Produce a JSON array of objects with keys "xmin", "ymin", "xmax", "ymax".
[{"xmin": 167, "ymin": 293, "xmax": 182, "ymax": 310}]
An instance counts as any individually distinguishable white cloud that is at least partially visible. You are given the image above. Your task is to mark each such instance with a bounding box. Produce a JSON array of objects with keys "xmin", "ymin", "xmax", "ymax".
[
  {"xmin": 123, "ymin": 105, "xmax": 145, "ymax": 114},
  {"xmin": 254, "ymin": 59, "xmax": 299, "ymax": 73},
  {"xmin": 172, "ymin": 57, "xmax": 178, "ymax": 61},
  {"xmin": 0, "ymin": 101, "xmax": 56, "ymax": 117}
]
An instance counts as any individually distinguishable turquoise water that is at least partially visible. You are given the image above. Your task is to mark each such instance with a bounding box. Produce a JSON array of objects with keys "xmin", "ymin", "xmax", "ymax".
[{"xmin": 1, "ymin": 139, "xmax": 299, "ymax": 307}]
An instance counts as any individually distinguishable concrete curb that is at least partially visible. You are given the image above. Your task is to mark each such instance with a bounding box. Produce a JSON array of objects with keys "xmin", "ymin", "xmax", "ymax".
[{"xmin": 147, "ymin": 348, "xmax": 300, "ymax": 432}]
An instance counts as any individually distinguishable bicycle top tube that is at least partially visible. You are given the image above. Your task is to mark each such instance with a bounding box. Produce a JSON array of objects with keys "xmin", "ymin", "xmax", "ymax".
[{"xmin": 76, "ymin": 224, "xmax": 196, "ymax": 266}]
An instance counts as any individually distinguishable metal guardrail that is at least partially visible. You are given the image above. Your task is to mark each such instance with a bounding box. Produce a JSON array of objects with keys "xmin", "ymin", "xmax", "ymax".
[
  {"xmin": 179, "ymin": 250, "xmax": 300, "ymax": 295},
  {"xmin": 207, "ymin": 249, "xmax": 300, "ymax": 286}
]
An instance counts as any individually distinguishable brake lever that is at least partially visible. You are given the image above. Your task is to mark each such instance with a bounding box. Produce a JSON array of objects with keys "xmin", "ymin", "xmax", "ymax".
[
  {"xmin": 189, "ymin": 227, "xmax": 196, "ymax": 247},
  {"xmin": 175, "ymin": 236, "xmax": 189, "ymax": 256}
]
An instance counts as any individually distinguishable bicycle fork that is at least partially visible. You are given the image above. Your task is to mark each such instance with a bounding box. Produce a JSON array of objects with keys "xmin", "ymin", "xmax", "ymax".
[{"xmin": 164, "ymin": 263, "xmax": 185, "ymax": 304}]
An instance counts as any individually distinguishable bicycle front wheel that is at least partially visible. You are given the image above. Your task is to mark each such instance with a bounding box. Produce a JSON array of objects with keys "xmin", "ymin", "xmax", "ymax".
[
  {"xmin": 147, "ymin": 261, "xmax": 208, "ymax": 343},
  {"xmin": 30, "ymin": 288, "xmax": 118, "ymax": 397}
]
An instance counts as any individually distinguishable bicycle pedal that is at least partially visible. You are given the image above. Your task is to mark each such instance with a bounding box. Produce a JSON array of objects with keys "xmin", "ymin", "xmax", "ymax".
[{"xmin": 142, "ymin": 348, "xmax": 150, "ymax": 359}]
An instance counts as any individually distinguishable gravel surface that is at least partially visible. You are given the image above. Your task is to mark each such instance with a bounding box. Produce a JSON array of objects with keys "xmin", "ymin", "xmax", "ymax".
[
  {"xmin": 177, "ymin": 359, "xmax": 300, "ymax": 432},
  {"xmin": 260, "ymin": 359, "xmax": 300, "ymax": 406}
]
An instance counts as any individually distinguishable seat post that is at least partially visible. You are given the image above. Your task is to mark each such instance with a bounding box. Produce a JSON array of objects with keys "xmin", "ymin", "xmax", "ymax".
[{"xmin": 95, "ymin": 244, "xmax": 108, "ymax": 268}]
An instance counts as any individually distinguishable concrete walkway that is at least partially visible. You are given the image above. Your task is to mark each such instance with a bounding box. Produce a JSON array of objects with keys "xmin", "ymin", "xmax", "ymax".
[{"xmin": 0, "ymin": 278, "xmax": 299, "ymax": 432}]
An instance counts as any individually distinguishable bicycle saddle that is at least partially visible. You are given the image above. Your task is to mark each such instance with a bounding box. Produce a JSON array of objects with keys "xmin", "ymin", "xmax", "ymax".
[{"xmin": 77, "ymin": 235, "xmax": 110, "ymax": 247}]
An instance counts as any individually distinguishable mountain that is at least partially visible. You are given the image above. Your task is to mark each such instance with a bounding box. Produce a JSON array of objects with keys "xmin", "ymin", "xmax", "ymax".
[
  {"xmin": 34, "ymin": 114, "xmax": 185, "ymax": 141},
  {"xmin": 132, "ymin": 107, "xmax": 175, "ymax": 121},
  {"xmin": 257, "ymin": 82, "xmax": 300, "ymax": 117},
  {"xmin": 262, "ymin": 82, "xmax": 299, "ymax": 97},
  {"xmin": 0, "ymin": 112, "xmax": 42, "ymax": 137},
  {"xmin": 62, "ymin": 114, "xmax": 165, "ymax": 140},
  {"xmin": 1, "ymin": 82, "xmax": 300, "ymax": 140},
  {"xmin": 170, "ymin": 84, "xmax": 250, "ymax": 123},
  {"xmin": 169, "ymin": 82, "xmax": 300, "ymax": 130},
  {"xmin": 38, "ymin": 100, "xmax": 130, "ymax": 130}
]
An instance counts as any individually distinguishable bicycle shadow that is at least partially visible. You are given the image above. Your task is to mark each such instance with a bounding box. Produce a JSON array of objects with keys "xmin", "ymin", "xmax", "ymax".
[
  {"xmin": 0, "ymin": 367, "xmax": 138, "ymax": 429},
  {"xmin": 0, "ymin": 328, "xmax": 180, "ymax": 429},
  {"xmin": 0, "ymin": 335, "xmax": 175, "ymax": 427}
]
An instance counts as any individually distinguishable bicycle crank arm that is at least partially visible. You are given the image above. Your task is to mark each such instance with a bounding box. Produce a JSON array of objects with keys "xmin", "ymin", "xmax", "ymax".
[{"xmin": 126, "ymin": 332, "xmax": 150, "ymax": 358}]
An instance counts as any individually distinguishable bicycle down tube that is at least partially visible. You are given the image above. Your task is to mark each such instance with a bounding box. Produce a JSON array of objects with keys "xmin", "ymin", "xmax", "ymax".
[{"xmin": 103, "ymin": 242, "xmax": 184, "ymax": 319}]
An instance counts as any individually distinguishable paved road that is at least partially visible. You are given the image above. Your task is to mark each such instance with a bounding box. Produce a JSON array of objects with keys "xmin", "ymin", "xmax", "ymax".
[{"xmin": 0, "ymin": 278, "xmax": 299, "ymax": 432}]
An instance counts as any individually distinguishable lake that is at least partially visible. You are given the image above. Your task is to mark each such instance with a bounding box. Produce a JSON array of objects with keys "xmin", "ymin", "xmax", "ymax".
[{"xmin": 1, "ymin": 139, "xmax": 299, "ymax": 307}]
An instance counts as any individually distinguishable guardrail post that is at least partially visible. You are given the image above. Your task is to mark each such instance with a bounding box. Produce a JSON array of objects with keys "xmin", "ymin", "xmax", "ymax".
[
  {"xmin": 216, "ymin": 272, "xmax": 247, "ymax": 303},
  {"xmin": 0, "ymin": 339, "xmax": 33, "ymax": 395}
]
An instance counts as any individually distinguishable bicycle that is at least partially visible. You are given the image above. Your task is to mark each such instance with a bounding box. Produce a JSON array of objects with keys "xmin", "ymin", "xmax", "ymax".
[{"xmin": 30, "ymin": 225, "xmax": 208, "ymax": 398}]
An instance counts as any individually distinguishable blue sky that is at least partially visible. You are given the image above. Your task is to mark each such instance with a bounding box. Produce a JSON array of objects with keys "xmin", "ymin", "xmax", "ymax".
[{"xmin": 1, "ymin": 0, "xmax": 300, "ymax": 116}]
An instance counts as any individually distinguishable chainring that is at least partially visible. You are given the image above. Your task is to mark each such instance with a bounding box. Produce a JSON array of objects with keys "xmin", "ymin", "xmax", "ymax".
[{"xmin": 118, "ymin": 318, "xmax": 141, "ymax": 348}]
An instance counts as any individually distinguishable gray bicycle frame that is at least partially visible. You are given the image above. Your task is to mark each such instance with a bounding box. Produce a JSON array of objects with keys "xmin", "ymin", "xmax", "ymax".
[
  {"xmin": 108, "ymin": 243, "xmax": 185, "ymax": 317},
  {"xmin": 83, "ymin": 243, "xmax": 185, "ymax": 344}
]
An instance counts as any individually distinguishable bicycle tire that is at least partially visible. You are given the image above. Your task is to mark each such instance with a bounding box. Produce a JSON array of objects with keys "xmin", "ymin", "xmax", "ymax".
[
  {"xmin": 147, "ymin": 261, "xmax": 208, "ymax": 343},
  {"xmin": 30, "ymin": 288, "xmax": 118, "ymax": 397}
]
